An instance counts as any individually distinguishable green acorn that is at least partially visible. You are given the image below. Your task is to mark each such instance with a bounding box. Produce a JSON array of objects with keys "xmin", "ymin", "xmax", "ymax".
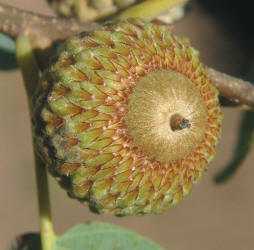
[
  {"xmin": 48, "ymin": 0, "xmax": 185, "ymax": 24},
  {"xmin": 32, "ymin": 18, "xmax": 223, "ymax": 216}
]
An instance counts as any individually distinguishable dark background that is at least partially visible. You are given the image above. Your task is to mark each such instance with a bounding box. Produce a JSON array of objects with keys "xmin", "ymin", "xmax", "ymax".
[{"xmin": 1, "ymin": 0, "xmax": 254, "ymax": 249}]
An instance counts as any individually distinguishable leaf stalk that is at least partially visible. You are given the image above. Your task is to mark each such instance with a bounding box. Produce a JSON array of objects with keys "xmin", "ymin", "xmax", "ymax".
[{"xmin": 15, "ymin": 35, "xmax": 55, "ymax": 250}]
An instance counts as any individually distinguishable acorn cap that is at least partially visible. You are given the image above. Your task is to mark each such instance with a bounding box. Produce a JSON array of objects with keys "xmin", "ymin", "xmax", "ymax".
[
  {"xmin": 48, "ymin": 0, "xmax": 136, "ymax": 22},
  {"xmin": 32, "ymin": 18, "xmax": 223, "ymax": 216}
]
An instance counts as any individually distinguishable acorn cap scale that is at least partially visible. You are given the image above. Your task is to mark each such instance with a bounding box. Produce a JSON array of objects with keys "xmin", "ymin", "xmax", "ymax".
[
  {"xmin": 48, "ymin": 0, "xmax": 136, "ymax": 22},
  {"xmin": 32, "ymin": 18, "xmax": 223, "ymax": 216}
]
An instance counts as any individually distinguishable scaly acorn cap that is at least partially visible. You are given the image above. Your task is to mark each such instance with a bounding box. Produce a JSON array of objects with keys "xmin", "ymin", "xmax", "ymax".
[
  {"xmin": 48, "ymin": 0, "xmax": 137, "ymax": 22},
  {"xmin": 32, "ymin": 18, "xmax": 223, "ymax": 216}
]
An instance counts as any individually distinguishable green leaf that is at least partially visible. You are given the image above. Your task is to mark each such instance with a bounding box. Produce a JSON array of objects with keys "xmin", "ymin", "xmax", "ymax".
[
  {"xmin": 215, "ymin": 59, "xmax": 254, "ymax": 183},
  {"xmin": 0, "ymin": 33, "xmax": 18, "ymax": 70},
  {"xmin": 7, "ymin": 233, "xmax": 41, "ymax": 250},
  {"xmin": 55, "ymin": 222, "xmax": 165, "ymax": 250},
  {"xmin": 215, "ymin": 110, "xmax": 254, "ymax": 183}
]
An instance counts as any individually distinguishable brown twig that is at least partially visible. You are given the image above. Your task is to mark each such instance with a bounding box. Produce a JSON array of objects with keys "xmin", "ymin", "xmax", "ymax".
[
  {"xmin": 0, "ymin": 3, "xmax": 99, "ymax": 41},
  {"xmin": 0, "ymin": 2, "xmax": 100, "ymax": 69},
  {"xmin": 1, "ymin": 3, "xmax": 254, "ymax": 109},
  {"xmin": 207, "ymin": 68, "xmax": 254, "ymax": 109}
]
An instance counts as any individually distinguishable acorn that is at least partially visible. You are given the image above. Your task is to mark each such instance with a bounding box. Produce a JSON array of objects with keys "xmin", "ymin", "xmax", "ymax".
[
  {"xmin": 48, "ymin": 0, "xmax": 137, "ymax": 22},
  {"xmin": 47, "ymin": 0, "xmax": 185, "ymax": 24},
  {"xmin": 32, "ymin": 18, "xmax": 223, "ymax": 216}
]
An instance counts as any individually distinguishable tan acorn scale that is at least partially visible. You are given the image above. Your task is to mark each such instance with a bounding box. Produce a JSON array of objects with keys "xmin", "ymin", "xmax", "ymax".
[
  {"xmin": 48, "ymin": 0, "xmax": 137, "ymax": 22},
  {"xmin": 32, "ymin": 18, "xmax": 223, "ymax": 216}
]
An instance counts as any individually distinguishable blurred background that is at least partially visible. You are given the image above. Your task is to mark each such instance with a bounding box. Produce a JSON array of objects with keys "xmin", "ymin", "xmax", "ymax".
[{"xmin": 0, "ymin": 0, "xmax": 254, "ymax": 249}]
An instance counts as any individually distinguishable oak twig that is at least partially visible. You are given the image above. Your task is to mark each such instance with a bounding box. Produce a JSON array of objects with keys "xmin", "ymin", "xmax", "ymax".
[
  {"xmin": 1, "ymin": 3, "xmax": 254, "ymax": 109},
  {"xmin": 208, "ymin": 67, "xmax": 254, "ymax": 109},
  {"xmin": 0, "ymin": 3, "xmax": 99, "ymax": 41},
  {"xmin": 0, "ymin": 2, "xmax": 100, "ymax": 69}
]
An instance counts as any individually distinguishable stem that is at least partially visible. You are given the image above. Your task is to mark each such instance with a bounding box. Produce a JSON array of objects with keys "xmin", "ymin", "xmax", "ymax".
[
  {"xmin": 0, "ymin": 2, "xmax": 100, "ymax": 70},
  {"xmin": 2, "ymin": 3, "xmax": 254, "ymax": 109},
  {"xmin": 207, "ymin": 67, "xmax": 254, "ymax": 109},
  {"xmin": 0, "ymin": 3, "xmax": 99, "ymax": 40},
  {"xmin": 35, "ymin": 154, "xmax": 55, "ymax": 250},
  {"xmin": 15, "ymin": 36, "xmax": 39, "ymax": 98},
  {"xmin": 16, "ymin": 35, "xmax": 55, "ymax": 250},
  {"xmin": 115, "ymin": 0, "xmax": 188, "ymax": 21}
]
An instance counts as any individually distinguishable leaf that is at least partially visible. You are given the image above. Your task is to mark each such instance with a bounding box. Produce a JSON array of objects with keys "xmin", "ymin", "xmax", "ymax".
[
  {"xmin": 215, "ymin": 112, "xmax": 254, "ymax": 184},
  {"xmin": 0, "ymin": 33, "xmax": 18, "ymax": 70},
  {"xmin": 215, "ymin": 59, "xmax": 254, "ymax": 183},
  {"xmin": 55, "ymin": 222, "xmax": 165, "ymax": 250},
  {"xmin": 7, "ymin": 233, "xmax": 41, "ymax": 250}
]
